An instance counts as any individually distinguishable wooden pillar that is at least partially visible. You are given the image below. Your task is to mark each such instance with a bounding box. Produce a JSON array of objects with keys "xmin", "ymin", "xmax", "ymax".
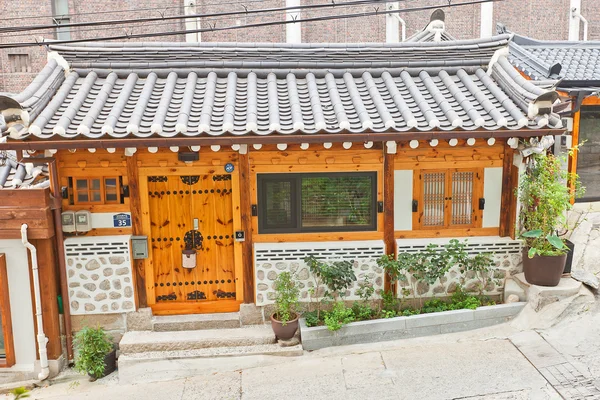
[
  {"xmin": 126, "ymin": 153, "xmax": 147, "ymax": 308},
  {"xmin": 569, "ymin": 109, "xmax": 581, "ymax": 204},
  {"xmin": 499, "ymin": 141, "xmax": 516, "ymax": 238},
  {"xmin": 31, "ymin": 239, "xmax": 62, "ymax": 359},
  {"xmin": 383, "ymin": 152, "xmax": 395, "ymax": 294},
  {"xmin": 0, "ymin": 254, "xmax": 15, "ymax": 367},
  {"xmin": 239, "ymin": 152, "xmax": 255, "ymax": 304}
]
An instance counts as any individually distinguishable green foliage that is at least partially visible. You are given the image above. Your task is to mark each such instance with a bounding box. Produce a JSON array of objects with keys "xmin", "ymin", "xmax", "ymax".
[
  {"xmin": 324, "ymin": 302, "xmax": 355, "ymax": 331},
  {"xmin": 273, "ymin": 271, "xmax": 300, "ymax": 325},
  {"xmin": 10, "ymin": 387, "xmax": 30, "ymax": 399},
  {"xmin": 351, "ymin": 302, "xmax": 374, "ymax": 320},
  {"xmin": 304, "ymin": 256, "xmax": 357, "ymax": 300},
  {"xmin": 518, "ymin": 151, "xmax": 584, "ymax": 256},
  {"xmin": 355, "ymin": 276, "xmax": 375, "ymax": 303},
  {"xmin": 74, "ymin": 326, "xmax": 113, "ymax": 379},
  {"xmin": 303, "ymin": 310, "xmax": 320, "ymax": 327},
  {"xmin": 381, "ymin": 290, "xmax": 401, "ymax": 313},
  {"xmin": 457, "ymin": 251, "xmax": 496, "ymax": 296}
]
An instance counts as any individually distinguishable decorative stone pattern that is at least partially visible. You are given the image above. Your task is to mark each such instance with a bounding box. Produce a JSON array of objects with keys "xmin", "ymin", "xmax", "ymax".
[
  {"xmin": 254, "ymin": 241, "xmax": 386, "ymax": 306},
  {"xmin": 395, "ymin": 237, "xmax": 523, "ymax": 299},
  {"xmin": 65, "ymin": 235, "xmax": 136, "ymax": 315}
]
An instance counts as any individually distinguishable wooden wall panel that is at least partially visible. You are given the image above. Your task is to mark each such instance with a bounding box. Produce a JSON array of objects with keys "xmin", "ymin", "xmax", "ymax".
[
  {"xmin": 0, "ymin": 189, "xmax": 54, "ymax": 239},
  {"xmin": 0, "ymin": 254, "xmax": 15, "ymax": 368},
  {"xmin": 239, "ymin": 152, "xmax": 254, "ymax": 304},
  {"xmin": 126, "ymin": 154, "xmax": 146, "ymax": 308}
]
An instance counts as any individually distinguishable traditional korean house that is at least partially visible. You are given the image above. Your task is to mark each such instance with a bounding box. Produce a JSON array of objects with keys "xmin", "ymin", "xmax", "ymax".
[
  {"xmin": 0, "ymin": 35, "xmax": 564, "ymax": 358},
  {"xmin": 503, "ymin": 25, "xmax": 600, "ymax": 201},
  {"xmin": 0, "ymin": 155, "xmax": 63, "ymax": 382}
]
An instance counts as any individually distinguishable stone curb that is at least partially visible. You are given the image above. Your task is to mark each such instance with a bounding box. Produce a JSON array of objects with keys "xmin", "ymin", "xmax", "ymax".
[{"xmin": 299, "ymin": 302, "xmax": 526, "ymax": 351}]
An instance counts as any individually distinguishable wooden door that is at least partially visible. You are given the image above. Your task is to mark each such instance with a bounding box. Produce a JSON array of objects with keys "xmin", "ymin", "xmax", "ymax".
[{"xmin": 147, "ymin": 174, "xmax": 236, "ymax": 310}]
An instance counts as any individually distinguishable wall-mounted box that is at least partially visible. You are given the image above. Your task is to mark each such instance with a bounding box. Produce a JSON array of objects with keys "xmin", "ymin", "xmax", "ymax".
[
  {"xmin": 131, "ymin": 236, "xmax": 148, "ymax": 260},
  {"xmin": 75, "ymin": 210, "xmax": 92, "ymax": 232},
  {"xmin": 61, "ymin": 211, "xmax": 76, "ymax": 233}
]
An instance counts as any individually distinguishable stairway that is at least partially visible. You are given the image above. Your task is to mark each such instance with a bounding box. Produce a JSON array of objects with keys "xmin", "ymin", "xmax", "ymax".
[{"xmin": 118, "ymin": 312, "xmax": 303, "ymax": 384}]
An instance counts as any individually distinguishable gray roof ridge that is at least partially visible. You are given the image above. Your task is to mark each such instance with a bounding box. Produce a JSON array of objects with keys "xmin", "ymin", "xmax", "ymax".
[
  {"xmin": 512, "ymin": 32, "xmax": 600, "ymax": 48},
  {"xmin": 508, "ymin": 41, "xmax": 562, "ymax": 79}
]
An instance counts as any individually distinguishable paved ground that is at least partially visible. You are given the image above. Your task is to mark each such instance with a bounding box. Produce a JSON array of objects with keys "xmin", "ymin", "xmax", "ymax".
[{"xmin": 3, "ymin": 204, "xmax": 599, "ymax": 400}]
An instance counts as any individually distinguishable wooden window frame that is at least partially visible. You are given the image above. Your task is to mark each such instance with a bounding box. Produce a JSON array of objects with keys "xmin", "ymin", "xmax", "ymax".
[
  {"xmin": 71, "ymin": 177, "xmax": 121, "ymax": 205},
  {"xmin": 0, "ymin": 254, "xmax": 15, "ymax": 368},
  {"xmin": 414, "ymin": 168, "xmax": 483, "ymax": 231},
  {"xmin": 257, "ymin": 172, "xmax": 378, "ymax": 234}
]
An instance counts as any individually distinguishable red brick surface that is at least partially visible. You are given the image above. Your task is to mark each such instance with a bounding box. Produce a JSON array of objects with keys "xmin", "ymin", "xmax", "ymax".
[{"xmin": 0, "ymin": 0, "xmax": 598, "ymax": 92}]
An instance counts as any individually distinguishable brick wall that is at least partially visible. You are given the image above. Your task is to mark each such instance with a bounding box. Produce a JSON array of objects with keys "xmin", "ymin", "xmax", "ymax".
[{"xmin": 1, "ymin": 0, "xmax": 599, "ymax": 93}]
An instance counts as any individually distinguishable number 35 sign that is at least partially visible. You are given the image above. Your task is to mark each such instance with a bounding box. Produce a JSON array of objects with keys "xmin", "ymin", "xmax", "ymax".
[{"xmin": 113, "ymin": 213, "xmax": 132, "ymax": 228}]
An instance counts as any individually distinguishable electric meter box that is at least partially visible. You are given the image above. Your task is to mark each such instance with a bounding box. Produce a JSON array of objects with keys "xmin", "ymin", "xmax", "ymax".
[
  {"xmin": 61, "ymin": 211, "xmax": 76, "ymax": 233},
  {"xmin": 75, "ymin": 210, "xmax": 92, "ymax": 232},
  {"xmin": 131, "ymin": 236, "xmax": 149, "ymax": 260}
]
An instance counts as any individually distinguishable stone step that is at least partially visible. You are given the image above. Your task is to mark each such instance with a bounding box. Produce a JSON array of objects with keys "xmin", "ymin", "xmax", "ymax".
[
  {"xmin": 119, "ymin": 325, "xmax": 276, "ymax": 354},
  {"xmin": 118, "ymin": 343, "xmax": 303, "ymax": 384},
  {"xmin": 152, "ymin": 312, "xmax": 241, "ymax": 331}
]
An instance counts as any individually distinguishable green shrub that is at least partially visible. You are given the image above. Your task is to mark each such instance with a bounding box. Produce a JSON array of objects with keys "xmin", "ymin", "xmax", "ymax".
[
  {"xmin": 303, "ymin": 310, "xmax": 320, "ymax": 327},
  {"xmin": 273, "ymin": 271, "xmax": 300, "ymax": 325},
  {"xmin": 351, "ymin": 302, "xmax": 374, "ymax": 321},
  {"xmin": 74, "ymin": 326, "xmax": 113, "ymax": 379},
  {"xmin": 324, "ymin": 302, "xmax": 355, "ymax": 331}
]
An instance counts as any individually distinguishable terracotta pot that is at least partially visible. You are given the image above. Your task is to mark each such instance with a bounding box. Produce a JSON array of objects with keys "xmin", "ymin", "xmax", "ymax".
[
  {"xmin": 89, "ymin": 349, "xmax": 117, "ymax": 381},
  {"xmin": 270, "ymin": 313, "xmax": 299, "ymax": 340},
  {"xmin": 522, "ymin": 248, "xmax": 567, "ymax": 287}
]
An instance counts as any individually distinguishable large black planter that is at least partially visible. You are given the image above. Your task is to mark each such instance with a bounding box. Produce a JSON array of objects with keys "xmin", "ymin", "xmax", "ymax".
[{"xmin": 564, "ymin": 240, "xmax": 575, "ymax": 274}]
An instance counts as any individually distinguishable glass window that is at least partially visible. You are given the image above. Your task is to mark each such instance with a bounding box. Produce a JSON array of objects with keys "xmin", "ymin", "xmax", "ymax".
[
  {"xmin": 418, "ymin": 169, "xmax": 478, "ymax": 229},
  {"xmin": 258, "ymin": 173, "xmax": 377, "ymax": 233},
  {"xmin": 578, "ymin": 107, "xmax": 600, "ymax": 200},
  {"xmin": 72, "ymin": 177, "xmax": 120, "ymax": 205}
]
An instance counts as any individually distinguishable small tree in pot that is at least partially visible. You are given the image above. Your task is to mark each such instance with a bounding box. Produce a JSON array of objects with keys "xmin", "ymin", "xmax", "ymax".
[
  {"xmin": 270, "ymin": 271, "xmax": 300, "ymax": 340},
  {"xmin": 518, "ymin": 150, "xmax": 584, "ymax": 286},
  {"xmin": 74, "ymin": 326, "xmax": 116, "ymax": 381}
]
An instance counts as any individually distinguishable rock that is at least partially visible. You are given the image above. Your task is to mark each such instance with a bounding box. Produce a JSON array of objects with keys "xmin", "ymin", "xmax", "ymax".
[
  {"xmin": 83, "ymin": 283, "xmax": 96, "ymax": 291},
  {"xmin": 110, "ymin": 292, "xmax": 122, "ymax": 300},
  {"xmin": 99, "ymin": 257, "xmax": 107, "ymax": 265},
  {"xmin": 257, "ymin": 270, "xmax": 264, "ymax": 280},
  {"xmin": 433, "ymin": 285, "xmax": 446, "ymax": 294},
  {"xmin": 124, "ymin": 286, "xmax": 133, "ymax": 298},
  {"xmin": 95, "ymin": 293, "xmax": 107, "ymax": 301},
  {"xmin": 375, "ymin": 277, "xmax": 383, "ymax": 287},
  {"xmin": 447, "ymin": 282, "xmax": 459, "ymax": 293},
  {"xmin": 69, "ymin": 282, "xmax": 80, "ymax": 288},
  {"xmin": 361, "ymin": 264, "xmax": 369, "ymax": 271},
  {"xmin": 71, "ymin": 301, "xmax": 79, "ymax": 311},
  {"xmin": 100, "ymin": 280, "xmax": 111, "ymax": 291},
  {"xmin": 275, "ymin": 262, "xmax": 287, "ymax": 271},
  {"xmin": 103, "ymin": 268, "xmax": 114, "ymax": 277},
  {"xmin": 262, "ymin": 263, "xmax": 272, "ymax": 270},
  {"xmin": 68, "ymin": 269, "xmax": 75, "ymax": 278},
  {"xmin": 111, "ymin": 302, "xmax": 120, "ymax": 311},
  {"xmin": 417, "ymin": 281, "xmax": 430, "ymax": 295},
  {"xmin": 290, "ymin": 262, "xmax": 300, "ymax": 273},
  {"xmin": 506, "ymin": 294, "xmax": 520, "ymax": 303},
  {"xmin": 127, "ymin": 308, "xmax": 152, "ymax": 330},
  {"xmin": 91, "ymin": 274, "xmax": 99, "ymax": 281},
  {"xmin": 75, "ymin": 291, "xmax": 90, "ymax": 299},
  {"xmin": 85, "ymin": 304, "xmax": 96, "ymax": 312},
  {"xmin": 122, "ymin": 301, "xmax": 134, "ymax": 310},
  {"xmin": 124, "ymin": 277, "xmax": 131, "ymax": 283},
  {"xmin": 297, "ymin": 268, "xmax": 309, "ymax": 280},
  {"xmin": 67, "ymin": 259, "xmax": 73, "ymax": 267},
  {"xmin": 76, "ymin": 263, "xmax": 82, "ymax": 269},
  {"xmin": 465, "ymin": 271, "xmax": 476, "ymax": 280},
  {"xmin": 85, "ymin": 260, "xmax": 101, "ymax": 271},
  {"xmin": 113, "ymin": 280, "xmax": 122, "ymax": 290},
  {"xmin": 79, "ymin": 274, "xmax": 88, "ymax": 280},
  {"xmin": 571, "ymin": 270, "xmax": 599, "ymax": 290},
  {"xmin": 256, "ymin": 293, "xmax": 264, "ymax": 303},
  {"xmin": 116, "ymin": 267, "xmax": 129, "ymax": 276},
  {"xmin": 494, "ymin": 270, "xmax": 507, "ymax": 279},
  {"xmin": 101, "ymin": 304, "xmax": 109, "ymax": 312},
  {"xmin": 267, "ymin": 292, "xmax": 276, "ymax": 301},
  {"xmin": 110, "ymin": 256, "xmax": 126, "ymax": 265},
  {"xmin": 257, "ymin": 283, "xmax": 269, "ymax": 291},
  {"xmin": 267, "ymin": 271, "xmax": 278, "ymax": 281}
]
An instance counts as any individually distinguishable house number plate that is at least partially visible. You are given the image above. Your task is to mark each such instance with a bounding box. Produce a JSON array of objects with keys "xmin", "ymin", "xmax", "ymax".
[{"xmin": 113, "ymin": 213, "xmax": 132, "ymax": 227}]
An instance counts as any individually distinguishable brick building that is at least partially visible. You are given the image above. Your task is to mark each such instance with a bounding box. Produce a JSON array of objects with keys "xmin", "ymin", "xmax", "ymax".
[{"xmin": 1, "ymin": 0, "xmax": 599, "ymax": 93}]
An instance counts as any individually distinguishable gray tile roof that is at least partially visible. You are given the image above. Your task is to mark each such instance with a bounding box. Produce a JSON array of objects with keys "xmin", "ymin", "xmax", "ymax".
[
  {"xmin": 0, "ymin": 155, "xmax": 48, "ymax": 189},
  {"xmin": 507, "ymin": 31, "xmax": 600, "ymax": 84},
  {"xmin": 405, "ymin": 13, "xmax": 456, "ymax": 43},
  {"xmin": 0, "ymin": 36, "xmax": 563, "ymax": 142}
]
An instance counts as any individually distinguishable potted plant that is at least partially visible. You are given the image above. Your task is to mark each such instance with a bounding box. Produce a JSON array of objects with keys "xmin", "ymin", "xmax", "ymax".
[
  {"xmin": 518, "ymin": 150, "xmax": 584, "ymax": 286},
  {"xmin": 270, "ymin": 271, "xmax": 300, "ymax": 340},
  {"xmin": 74, "ymin": 326, "xmax": 116, "ymax": 381}
]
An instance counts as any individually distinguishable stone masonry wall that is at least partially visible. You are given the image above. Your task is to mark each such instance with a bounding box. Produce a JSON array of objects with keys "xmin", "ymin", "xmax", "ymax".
[
  {"xmin": 65, "ymin": 236, "xmax": 136, "ymax": 315},
  {"xmin": 254, "ymin": 241, "xmax": 386, "ymax": 306},
  {"xmin": 396, "ymin": 237, "xmax": 523, "ymax": 300}
]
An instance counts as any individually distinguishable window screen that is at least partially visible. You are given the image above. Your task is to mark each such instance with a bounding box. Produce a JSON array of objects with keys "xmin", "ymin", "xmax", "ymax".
[
  {"xmin": 422, "ymin": 172, "xmax": 446, "ymax": 227},
  {"xmin": 258, "ymin": 173, "xmax": 377, "ymax": 233}
]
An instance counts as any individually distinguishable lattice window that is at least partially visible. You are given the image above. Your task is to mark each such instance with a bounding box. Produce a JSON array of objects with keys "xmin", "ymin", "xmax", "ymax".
[
  {"xmin": 68, "ymin": 177, "xmax": 122, "ymax": 205},
  {"xmin": 7, "ymin": 54, "xmax": 30, "ymax": 73},
  {"xmin": 417, "ymin": 168, "xmax": 481, "ymax": 229}
]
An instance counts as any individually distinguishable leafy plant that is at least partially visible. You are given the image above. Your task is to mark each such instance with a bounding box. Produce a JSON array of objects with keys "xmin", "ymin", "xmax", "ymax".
[
  {"xmin": 381, "ymin": 290, "xmax": 401, "ymax": 314},
  {"xmin": 518, "ymin": 151, "xmax": 584, "ymax": 257},
  {"xmin": 324, "ymin": 302, "xmax": 354, "ymax": 331},
  {"xmin": 74, "ymin": 326, "xmax": 113, "ymax": 380},
  {"xmin": 303, "ymin": 310, "xmax": 320, "ymax": 327},
  {"xmin": 351, "ymin": 302, "xmax": 374, "ymax": 320},
  {"xmin": 355, "ymin": 276, "xmax": 375, "ymax": 304},
  {"xmin": 304, "ymin": 255, "xmax": 357, "ymax": 319},
  {"xmin": 457, "ymin": 251, "xmax": 496, "ymax": 296},
  {"xmin": 273, "ymin": 271, "xmax": 300, "ymax": 325},
  {"xmin": 10, "ymin": 387, "xmax": 30, "ymax": 399}
]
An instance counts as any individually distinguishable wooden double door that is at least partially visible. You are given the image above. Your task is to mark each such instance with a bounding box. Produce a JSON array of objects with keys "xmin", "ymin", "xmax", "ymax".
[{"xmin": 147, "ymin": 173, "xmax": 238, "ymax": 310}]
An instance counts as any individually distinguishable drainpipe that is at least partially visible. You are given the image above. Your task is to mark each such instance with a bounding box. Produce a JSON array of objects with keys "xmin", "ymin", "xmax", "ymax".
[
  {"xmin": 386, "ymin": 2, "xmax": 406, "ymax": 42},
  {"xmin": 286, "ymin": 0, "xmax": 301, "ymax": 44},
  {"xmin": 571, "ymin": 7, "xmax": 588, "ymax": 41},
  {"xmin": 21, "ymin": 224, "xmax": 50, "ymax": 381},
  {"xmin": 480, "ymin": 2, "xmax": 493, "ymax": 38}
]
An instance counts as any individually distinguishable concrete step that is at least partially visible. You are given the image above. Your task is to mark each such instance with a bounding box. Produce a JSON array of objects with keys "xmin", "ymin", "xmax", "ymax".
[
  {"xmin": 152, "ymin": 312, "xmax": 241, "ymax": 331},
  {"xmin": 118, "ymin": 343, "xmax": 303, "ymax": 384},
  {"xmin": 120, "ymin": 325, "xmax": 276, "ymax": 354}
]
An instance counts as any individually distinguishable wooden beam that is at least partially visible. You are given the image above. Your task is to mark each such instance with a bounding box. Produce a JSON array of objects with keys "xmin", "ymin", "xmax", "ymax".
[
  {"xmin": 239, "ymin": 152, "xmax": 255, "ymax": 304},
  {"xmin": 31, "ymin": 239, "xmax": 62, "ymax": 359},
  {"xmin": 383, "ymin": 152, "xmax": 395, "ymax": 294},
  {"xmin": 0, "ymin": 254, "xmax": 16, "ymax": 368},
  {"xmin": 0, "ymin": 189, "xmax": 51, "ymax": 208},
  {"xmin": 569, "ymin": 110, "xmax": 581, "ymax": 204},
  {"xmin": 126, "ymin": 153, "xmax": 147, "ymax": 308},
  {"xmin": 499, "ymin": 142, "xmax": 514, "ymax": 238}
]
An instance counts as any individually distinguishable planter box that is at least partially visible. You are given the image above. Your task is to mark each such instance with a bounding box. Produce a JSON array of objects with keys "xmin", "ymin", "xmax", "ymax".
[{"xmin": 299, "ymin": 302, "xmax": 526, "ymax": 351}]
